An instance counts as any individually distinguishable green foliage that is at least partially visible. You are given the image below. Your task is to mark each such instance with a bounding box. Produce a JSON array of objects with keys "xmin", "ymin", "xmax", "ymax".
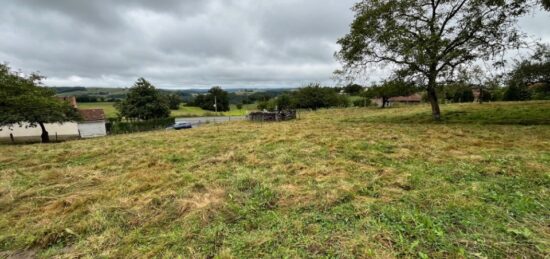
[
  {"xmin": 291, "ymin": 83, "xmax": 350, "ymax": 110},
  {"xmin": 503, "ymin": 84, "xmax": 532, "ymax": 101},
  {"xmin": 444, "ymin": 84, "xmax": 475, "ymax": 103},
  {"xmin": 166, "ymin": 94, "xmax": 183, "ymax": 110},
  {"xmin": 353, "ymin": 98, "xmax": 372, "ymax": 107},
  {"xmin": 0, "ymin": 64, "xmax": 81, "ymax": 142},
  {"xmin": 531, "ymin": 83, "xmax": 550, "ymax": 100},
  {"xmin": 506, "ymin": 44, "xmax": 550, "ymax": 101},
  {"xmin": 106, "ymin": 117, "xmax": 175, "ymax": 134},
  {"xmin": 337, "ymin": 0, "xmax": 537, "ymax": 118},
  {"xmin": 274, "ymin": 94, "xmax": 292, "ymax": 110},
  {"xmin": 191, "ymin": 87, "xmax": 230, "ymax": 112},
  {"xmin": 256, "ymin": 99, "xmax": 276, "ymax": 111},
  {"xmin": 257, "ymin": 84, "xmax": 349, "ymax": 111},
  {"xmin": 115, "ymin": 78, "xmax": 170, "ymax": 120},
  {"xmin": 343, "ymin": 83, "xmax": 364, "ymax": 96},
  {"xmin": 227, "ymin": 89, "xmax": 291, "ymax": 105},
  {"xmin": 236, "ymin": 103, "xmax": 243, "ymax": 110}
]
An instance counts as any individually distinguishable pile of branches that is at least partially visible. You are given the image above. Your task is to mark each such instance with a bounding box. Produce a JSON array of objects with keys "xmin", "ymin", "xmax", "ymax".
[{"xmin": 248, "ymin": 110, "xmax": 296, "ymax": 122}]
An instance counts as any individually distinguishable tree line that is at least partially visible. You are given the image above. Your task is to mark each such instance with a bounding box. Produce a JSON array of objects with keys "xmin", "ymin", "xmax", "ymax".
[{"xmin": 256, "ymin": 83, "xmax": 350, "ymax": 111}]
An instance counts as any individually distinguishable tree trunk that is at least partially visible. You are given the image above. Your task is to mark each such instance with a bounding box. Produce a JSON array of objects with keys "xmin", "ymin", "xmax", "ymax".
[
  {"xmin": 427, "ymin": 81, "xmax": 441, "ymax": 121},
  {"xmin": 38, "ymin": 122, "xmax": 50, "ymax": 143},
  {"xmin": 478, "ymin": 87, "xmax": 483, "ymax": 104},
  {"xmin": 381, "ymin": 97, "xmax": 388, "ymax": 108}
]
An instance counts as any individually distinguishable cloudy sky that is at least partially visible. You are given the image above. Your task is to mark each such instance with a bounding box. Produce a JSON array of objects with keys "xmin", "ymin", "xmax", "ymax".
[{"xmin": 0, "ymin": 1, "xmax": 548, "ymax": 89}]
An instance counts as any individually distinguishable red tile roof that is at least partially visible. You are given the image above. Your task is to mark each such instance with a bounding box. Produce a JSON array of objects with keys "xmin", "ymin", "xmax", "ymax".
[{"xmin": 79, "ymin": 109, "xmax": 105, "ymax": 122}]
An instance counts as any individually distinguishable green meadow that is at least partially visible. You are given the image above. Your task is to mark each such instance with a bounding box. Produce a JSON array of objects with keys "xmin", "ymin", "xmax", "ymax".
[{"xmin": 1, "ymin": 101, "xmax": 549, "ymax": 258}]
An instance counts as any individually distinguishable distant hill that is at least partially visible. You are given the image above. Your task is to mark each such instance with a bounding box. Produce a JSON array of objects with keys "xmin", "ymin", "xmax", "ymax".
[{"xmin": 48, "ymin": 86, "xmax": 295, "ymax": 104}]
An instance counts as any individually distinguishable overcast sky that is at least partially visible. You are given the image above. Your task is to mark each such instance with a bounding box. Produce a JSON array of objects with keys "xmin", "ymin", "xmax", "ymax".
[{"xmin": 0, "ymin": 1, "xmax": 548, "ymax": 89}]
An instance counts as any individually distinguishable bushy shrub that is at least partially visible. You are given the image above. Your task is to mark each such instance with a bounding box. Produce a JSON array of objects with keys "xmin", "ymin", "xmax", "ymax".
[
  {"xmin": 166, "ymin": 94, "xmax": 182, "ymax": 110},
  {"xmin": 106, "ymin": 117, "xmax": 175, "ymax": 134},
  {"xmin": 291, "ymin": 83, "xmax": 350, "ymax": 110}
]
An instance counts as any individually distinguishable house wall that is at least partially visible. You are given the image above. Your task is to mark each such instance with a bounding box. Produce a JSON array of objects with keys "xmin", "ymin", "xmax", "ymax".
[
  {"xmin": 0, "ymin": 122, "xmax": 80, "ymax": 143},
  {"xmin": 78, "ymin": 121, "xmax": 106, "ymax": 138}
]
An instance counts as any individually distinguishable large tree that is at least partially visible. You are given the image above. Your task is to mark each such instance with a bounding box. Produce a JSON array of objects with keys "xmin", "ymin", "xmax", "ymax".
[
  {"xmin": 337, "ymin": 0, "xmax": 540, "ymax": 120},
  {"xmin": 115, "ymin": 78, "xmax": 170, "ymax": 120},
  {"xmin": 0, "ymin": 64, "xmax": 81, "ymax": 143}
]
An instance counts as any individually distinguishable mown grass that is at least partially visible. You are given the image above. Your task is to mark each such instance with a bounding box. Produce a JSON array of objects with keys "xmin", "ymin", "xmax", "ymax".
[
  {"xmin": 78, "ymin": 102, "xmax": 254, "ymax": 119},
  {"xmin": 0, "ymin": 101, "xmax": 549, "ymax": 258},
  {"xmin": 343, "ymin": 101, "xmax": 550, "ymax": 125}
]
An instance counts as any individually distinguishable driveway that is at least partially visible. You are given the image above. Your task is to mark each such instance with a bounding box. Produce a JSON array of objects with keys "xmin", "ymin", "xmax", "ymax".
[{"xmin": 175, "ymin": 116, "xmax": 245, "ymax": 126}]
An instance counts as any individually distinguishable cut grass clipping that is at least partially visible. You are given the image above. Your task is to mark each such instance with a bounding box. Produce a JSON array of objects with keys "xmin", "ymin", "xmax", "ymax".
[{"xmin": 0, "ymin": 101, "xmax": 549, "ymax": 258}]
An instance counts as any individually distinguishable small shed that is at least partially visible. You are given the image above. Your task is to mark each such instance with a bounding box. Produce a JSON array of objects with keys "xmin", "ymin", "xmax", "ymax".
[{"xmin": 78, "ymin": 109, "xmax": 107, "ymax": 138}]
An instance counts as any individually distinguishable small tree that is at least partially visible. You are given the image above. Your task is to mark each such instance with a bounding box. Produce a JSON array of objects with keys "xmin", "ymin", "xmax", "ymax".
[
  {"xmin": 444, "ymin": 83, "xmax": 475, "ymax": 103},
  {"xmin": 0, "ymin": 64, "xmax": 81, "ymax": 143},
  {"xmin": 365, "ymin": 80, "xmax": 418, "ymax": 108},
  {"xmin": 503, "ymin": 84, "xmax": 531, "ymax": 101},
  {"xmin": 166, "ymin": 94, "xmax": 182, "ymax": 110},
  {"xmin": 115, "ymin": 78, "xmax": 170, "ymax": 120},
  {"xmin": 275, "ymin": 94, "xmax": 293, "ymax": 110},
  {"xmin": 207, "ymin": 86, "xmax": 230, "ymax": 112},
  {"xmin": 337, "ymin": 0, "xmax": 541, "ymax": 119},
  {"xmin": 343, "ymin": 84, "xmax": 364, "ymax": 96},
  {"xmin": 192, "ymin": 87, "xmax": 230, "ymax": 112}
]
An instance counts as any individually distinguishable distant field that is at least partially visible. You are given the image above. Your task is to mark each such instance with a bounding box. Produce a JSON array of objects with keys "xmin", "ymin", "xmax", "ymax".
[
  {"xmin": 0, "ymin": 101, "xmax": 549, "ymax": 258},
  {"xmin": 54, "ymin": 87, "xmax": 129, "ymax": 97},
  {"xmin": 78, "ymin": 102, "xmax": 119, "ymax": 118},
  {"xmin": 78, "ymin": 102, "xmax": 256, "ymax": 118}
]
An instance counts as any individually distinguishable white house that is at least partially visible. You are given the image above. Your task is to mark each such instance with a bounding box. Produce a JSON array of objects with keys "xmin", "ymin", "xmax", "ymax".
[
  {"xmin": 0, "ymin": 122, "xmax": 80, "ymax": 143},
  {"xmin": 0, "ymin": 97, "xmax": 107, "ymax": 143},
  {"xmin": 78, "ymin": 109, "xmax": 107, "ymax": 138}
]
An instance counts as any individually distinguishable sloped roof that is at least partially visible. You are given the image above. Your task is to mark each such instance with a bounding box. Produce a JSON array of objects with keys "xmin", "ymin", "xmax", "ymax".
[{"xmin": 79, "ymin": 109, "xmax": 105, "ymax": 122}]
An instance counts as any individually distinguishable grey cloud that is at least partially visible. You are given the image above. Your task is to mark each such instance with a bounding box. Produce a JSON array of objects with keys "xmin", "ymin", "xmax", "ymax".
[{"xmin": 0, "ymin": 0, "xmax": 547, "ymax": 88}]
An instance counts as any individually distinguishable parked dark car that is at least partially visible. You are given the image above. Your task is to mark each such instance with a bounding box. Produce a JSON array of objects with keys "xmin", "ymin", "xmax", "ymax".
[{"xmin": 167, "ymin": 121, "xmax": 192, "ymax": 130}]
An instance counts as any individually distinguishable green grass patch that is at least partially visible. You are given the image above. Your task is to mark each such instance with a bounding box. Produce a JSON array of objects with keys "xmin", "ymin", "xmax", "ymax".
[{"xmin": 343, "ymin": 101, "xmax": 550, "ymax": 125}]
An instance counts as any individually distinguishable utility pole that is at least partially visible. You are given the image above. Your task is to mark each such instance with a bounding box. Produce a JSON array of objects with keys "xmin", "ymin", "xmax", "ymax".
[{"xmin": 214, "ymin": 96, "xmax": 218, "ymax": 113}]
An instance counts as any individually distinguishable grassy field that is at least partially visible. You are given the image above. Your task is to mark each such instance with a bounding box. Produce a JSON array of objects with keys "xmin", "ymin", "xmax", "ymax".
[
  {"xmin": 78, "ymin": 102, "xmax": 255, "ymax": 118},
  {"xmin": 1, "ymin": 102, "xmax": 549, "ymax": 258}
]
